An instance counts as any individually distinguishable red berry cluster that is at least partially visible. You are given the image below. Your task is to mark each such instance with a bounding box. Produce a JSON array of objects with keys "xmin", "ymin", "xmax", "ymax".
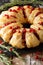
[{"xmin": 34, "ymin": 51, "xmax": 43, "ymax": 61}]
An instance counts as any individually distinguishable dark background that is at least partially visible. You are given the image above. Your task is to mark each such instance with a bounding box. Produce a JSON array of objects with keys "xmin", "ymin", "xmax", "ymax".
[
  {"xmin": 0, "ymin": 0, "xmax": 10, "ymax": 5},
  {"xmin": 0, "ymin": 0, "xmax": 43, "ymax": 5}
]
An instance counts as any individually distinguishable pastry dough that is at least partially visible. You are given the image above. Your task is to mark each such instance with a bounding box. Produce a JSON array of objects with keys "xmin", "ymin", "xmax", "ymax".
[
  {"xmin": 23, "ymin": 6, "xmax": 43, "ymax": 24},
  {"xmin": 9, "ymin": 31, "xmax": 25, "ymax": 48},
  {"xmin": 0, "ymin": 23, "xmax": 22, "ymax": 42},
  {"xmin": 33, "ymin": 13, "xmax": 43, "ymax": 24},
  {"xmin": 26, "ymin": 30, "xmax": 40, "ymax": 48},
  {"xmin": 0, "ymin": 5, "xmax": 43, "ymax": 48},
  {"xmin": 31, "ymin": 24, "xmax": 43, "ymax": 43},
  {"xmin": 8, "ymin": 6, "xmax": 26, "ymax": 23},
  {"xmin": 9, "ymin": 28, "xmax": 40, "ymax": 48},
  {"xmin": 0, "ymin": 11, "xmax": 19, "ymax": 23}
]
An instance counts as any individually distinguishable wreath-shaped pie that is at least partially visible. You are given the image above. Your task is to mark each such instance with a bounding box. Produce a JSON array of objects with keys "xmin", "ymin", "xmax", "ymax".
[{"xmin": 0, "ymin": 5, "xmax": 43, "ymax": 49}]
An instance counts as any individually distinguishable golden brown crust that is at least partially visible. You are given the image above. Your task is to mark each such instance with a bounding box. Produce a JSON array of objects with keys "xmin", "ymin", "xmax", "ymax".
[
  {"xmin": 33, "ymin": 13, "xmax": 43, "ymax": 24},
  {"xmin": 0, "ymin": 5, "xmax": 43, "ymax": 48}
]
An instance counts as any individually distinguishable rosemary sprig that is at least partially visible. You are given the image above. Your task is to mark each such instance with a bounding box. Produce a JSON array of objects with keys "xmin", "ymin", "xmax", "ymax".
[
  {"xmin": 0, "ymin": 44, "xmax": 23, "ymax": 59},
  {"xmin": 0, "ymin": 0, "xmax": 43, "ymax": 12},
  {"xmin": 0, "ymin": 54, "xmax": 12, "ymax": 65},
  {"xmin": 0, "ymin": 44, "xmax": 25, "ymax": 64},
  {"xmin": 0, "ymin": 3, "xmax": 14, "ymax": 12}
]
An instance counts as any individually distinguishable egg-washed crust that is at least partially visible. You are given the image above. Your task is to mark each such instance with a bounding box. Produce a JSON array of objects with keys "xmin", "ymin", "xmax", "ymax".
[{"xmin": 0, "ymin": 5, "xmax": 43, "ymax": 49}]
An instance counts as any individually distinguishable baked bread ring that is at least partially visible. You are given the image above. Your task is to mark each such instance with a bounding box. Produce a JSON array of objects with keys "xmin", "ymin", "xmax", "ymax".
[{"xmin": 0, "ymin": 5, "xmax": 43, "ymax": 49}]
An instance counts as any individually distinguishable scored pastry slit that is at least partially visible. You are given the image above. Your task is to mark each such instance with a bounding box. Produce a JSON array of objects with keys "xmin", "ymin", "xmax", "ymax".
[{"xmin": 0, "ymin": 23, "xmax": 22, "ymax": 42}]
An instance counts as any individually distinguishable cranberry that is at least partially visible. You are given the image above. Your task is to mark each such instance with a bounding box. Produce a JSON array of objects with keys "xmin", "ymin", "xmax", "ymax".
[
  {"xmin": 13, "ymin": 10, "xmax": 18, "ymax": 13},
  {"xmin": 12, "ymin": 29, "xmax": 16, "ymax": 33},
  {"xmin": 29, "ymin": 28, "xmax": 36, "ymax": 33},
  {"xmin": 0, "ymin": 50, "xmax": 3, "ymax": 54},
  {"xmin": 10, "ymin": 26, "xmax": 13, "ymax": 29},
  {"xmin": 3, "ymin": 23, "xmax": 10, "ymax": 27},
  {"xmin": 4, "ymin": 14, "xmax": 10, "ymax": 19},
  {"xmin": 35, "ymin": 55, "xmax": 39, "ymax": 59},
  {"xmin": 10, "ymin": 48, "xmax": 13, "ymax": 51},
  {"xmin": 0, "ymin": 40, "xmax": 3, "ymax": 44},
  {"xmin": 38, "ymin": 28, "xmax": 41, "ymax": 30},
  {"xmin": 22, "ymin": 7, "xmax": 25, "ymax": 10},
  {"xmin": 38, "ymin": 22, "xmax": 43, "ymax": 25},
  {"xmin": 17, "ymin": 6, "xmax": 22, "ymax": 10},
  {"xmin": 27, "ymin": 5, "xmax": 31, "ymax": 8},
  {"xmin": 22, "ymin": 28, "xmax": 26, "ymax": 33},
  {"xmin": 9, "ymin": 9, "xmax": 12, "ymax": 12}
]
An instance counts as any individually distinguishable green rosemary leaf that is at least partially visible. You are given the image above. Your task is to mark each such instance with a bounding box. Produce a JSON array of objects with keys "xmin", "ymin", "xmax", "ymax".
[
  {"xmin": 0, "ymin": 3, "xmax": 13, "ymax": 11},
  {"xmin": 0, "ymin": 0, "xmax": 43, "ymax": 12},
  {"xmin": 0, "ymin": 44, "xmax": 22, "ymax": 59},
  {"xmin": 0, "ymin": 54, "xmax": 12, "ymax": 65}
]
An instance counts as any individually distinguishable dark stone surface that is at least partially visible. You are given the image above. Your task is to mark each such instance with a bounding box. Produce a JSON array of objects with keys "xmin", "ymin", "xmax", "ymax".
[{"xmin": 0, "ymin": 0, "xmax": 10, "ymax": 5}]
